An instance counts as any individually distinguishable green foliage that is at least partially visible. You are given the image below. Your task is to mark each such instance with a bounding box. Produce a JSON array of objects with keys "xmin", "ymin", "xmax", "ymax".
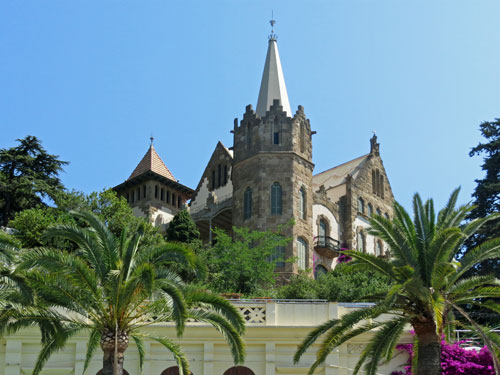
[
  {"xmin": 0, "ymin": 230, "xmax": 21, "ymax": 248},
  {"xmin": 274, "ymin": 264, "xmax": 392, "ymax": 301},
  {"xmin": 166, "ymin": 210, "xmax": 201, "ymax": 247},
  {"xmin": 201, "ymin": 225, "xmax": 290, "ymax": 295},
  {"xmin": 294, "ymin": 189, "xmax": 500, "ymax": 375},
  {"xmin": 0, "ymin": 136, "xmax": 67, "ymax": 226},
  {"xmin": 10, "ymin": 189, "xmax": 164, "ymax": 249}
]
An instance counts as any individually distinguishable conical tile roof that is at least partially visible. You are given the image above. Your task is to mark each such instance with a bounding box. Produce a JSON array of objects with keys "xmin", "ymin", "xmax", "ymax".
[{"xmin": 127, "ymin": 144, "xmax": 176, "ymax": 181}]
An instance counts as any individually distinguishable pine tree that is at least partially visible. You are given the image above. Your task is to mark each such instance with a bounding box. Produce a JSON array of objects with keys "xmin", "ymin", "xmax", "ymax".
[
  {"xmin": 165, "ymin": 210, "xmax": 201, "ymax": 244},
  {"xmin": 0, "ymin": 136, "xmax": 67, "ymax": 226}
]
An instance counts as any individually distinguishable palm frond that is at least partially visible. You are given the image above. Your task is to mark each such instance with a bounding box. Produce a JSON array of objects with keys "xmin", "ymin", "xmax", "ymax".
[
  {"xmin": 83, "ymin": 328, "xmax": 100, "ymax": 374},
  {"xmin": 137, "ymin": 334, "xmax": 189, "ymax": 375},
  {"xmin": 132, "ymin": 334, "xmax": 145, "ymax": 374}
]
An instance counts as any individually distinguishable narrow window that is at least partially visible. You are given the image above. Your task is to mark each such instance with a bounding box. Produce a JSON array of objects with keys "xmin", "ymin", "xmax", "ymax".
[
  {"xmin": 154, "ymin": 185, "xmax": 158, "ymax": 199},
  {"xmin": 319, "ymin": 219, "xmax": 328, "ymax": 246},
  {"xmin": 269, "ymin": 235, "xmax": 286, "ymax": 268},
  {"xmin": 160, "ymin": 188, "xmax": 164, "ymax": 201},
  {"xmin": 384, "ymin": 213, "xmax": 390, "ymax": 220},
  {"xmin": 224, "ymin": 165, "xmax": 228, "ymax": 185},
  {"xmin": 166, "ymin": 190, "xmax": 170, "ymax": 204},
  {"xmin": 143, "ymin": 185, "xmax": 146, "ymax": 198},
  {"xmin": 314, "ymin": 265, "xmax": 328, "ymax": 280},
  {"xmin": 367, "ymin": 203, "xmax": 373, "ymax": 217},
  {"xmin": 273, "ymin": 117, "xmax": 280, "ymax": 145},
  {"xmin": 372, "ymin": 170, "xmax": 377, "ymax": 194},
  {"xmin": 137, "ymin": 187, "xmax": 141, "ymax": 201},
  {"xmin": 380, "ymin": 175, "xmax": 385, "ymax": 199},
  {"xmin": 376, "ymin": 241, "xmax": 383, "ymax": 257},
  {"xmin": 126, "ymin": 193, "xmax": 129, "ymax": 203},
  {"xmin": 375, "ymin": 169, "xmax": 380, "ymax": 196},
  {"xmin": 178, "ymin": 196, "xmax": 182, "ymax": 208},
  {"xmin": 299, "ymin": 187, "xmax": 306, "ymax": 219},
  {"xmin": 376, "ymin": 208, "xmax": 382, "ymax": 216},
  {"xmin": 358, "ymin": 197, "xmax": 365, "ymax": 214},
  {"xmin": 357, "ymin": 231, "xmax": 365, "ymax": 253},
  {"xmin": 297, "ymin": 237, "xmax": 307, "ymax": 270},
  {"xmin": 211, "ymin": 170, "xmax": 216, "ymax": 190},
  {"xmin": 243, "ymin": 187, "xmax": 252, "ymax": 220},
  {"xmin": 271, "ymin": 182, "xmax": 282, "ymax": 215},
  {"xmin": 172, "ymin": 193, "xmax": 176, "ymax": 207},
  {"xmin": 217, "ymin": 164, "xmax": 222, "ymax": 188}
]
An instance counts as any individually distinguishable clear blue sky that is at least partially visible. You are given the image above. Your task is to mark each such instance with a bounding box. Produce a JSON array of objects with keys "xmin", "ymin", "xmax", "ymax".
[{"xmin": 1, "ymin": 1, "xmax": 499, "ymax": 210}]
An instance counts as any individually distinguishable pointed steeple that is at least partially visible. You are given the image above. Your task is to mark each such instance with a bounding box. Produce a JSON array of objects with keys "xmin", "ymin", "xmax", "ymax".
[
  {"xmin": 256, "ymin": 20, "xmax": 291, "ymax": 118},
  {"xmin": 128, "ymin": 139, "xmax": 176, "ymax": 181}
]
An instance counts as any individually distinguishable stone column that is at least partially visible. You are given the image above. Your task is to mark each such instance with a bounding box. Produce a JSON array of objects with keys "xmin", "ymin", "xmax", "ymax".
[{"xmin": 203, "ymin": 342, "xmax": 213, "ymax": 375}]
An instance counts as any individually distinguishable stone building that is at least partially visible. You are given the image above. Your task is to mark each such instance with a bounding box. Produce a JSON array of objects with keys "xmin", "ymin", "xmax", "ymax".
[
  {"xmin": 113, "ymin": 139, "xmax": 194, "ymax": 232},
  {"xmin": 115, "ymin": 29, "xmax": 395, "ymax": 278}
]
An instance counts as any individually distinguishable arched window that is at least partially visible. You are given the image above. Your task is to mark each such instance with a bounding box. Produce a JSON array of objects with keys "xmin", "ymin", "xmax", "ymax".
[
  {"xmin": 273, "ymin": 117, "xmax": 280, "ymax": 145},
  {"xmin": 154, "ymin": 185, "xmax": 158, "ymax": 199},
  {"xmin": 160, "ymin": 188, "xmax": 164, "ymax": 201},
  {"xmin": 224, "ymin": 165, "xmax": 228, "ymax": 185},
  {"xmin": 217, "ymin": 164, "xmax": 222, "ymax": 188},
  {"xmin": 376, "ymin": 241, "xmax": 383, "ymax": 257},
  {"xmin": 271, "ymin": 182, "xmax": 282, "ymax": 215},
  {"xmin": 367, "ymin": 203, "xmax": 373, "ymax": 217},
  {"xmin": 358, "ymin": 197, "xmax": 365, "ymax": 214},
  {"xmin": 314, "ymin": 264, "xmax": 328, "ymax": 279},
  {"xmin": 244, "ymin": 187, "xmax": 252, "ymax": 220},
  {"xmin": 357, "ymin": 231, "xmax": 365, "ymax": 253},
  {"xmin": 211, "ymin": 170, "xmax": 216, "ymax": 190},
  {"xmin": 376, "ymin": 208, "xmax": 382, "ymax": 217},
  {"xmin": 384, "ymin": 213, "xmax": 390, "ymax": 220},
  {"xmin": 161, "ymin": 367, "xmax": 193, "ymax": 375},
  {"xmin": 270, "ymin": 242, "xmax": 285, "ymax": 268},
  {"xmin": 297, "ymin": 237, "xmax": 307, "ymax": 270},
  {"xmin": 319, "ymin": 219, "xmax": 328, "ymax": 246},
  {"xmin": 299, "ymin": 187, "xmax": 306, "ymax": 219},
  {"xmin": 223, "ymin": 367, "xmax": 255, "ymax": 375}
]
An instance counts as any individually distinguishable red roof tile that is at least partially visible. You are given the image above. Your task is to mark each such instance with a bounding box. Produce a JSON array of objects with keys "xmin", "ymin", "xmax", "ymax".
[{"xmin": 127, "ymin": 145, "xmax": 176, "ymax": 181}]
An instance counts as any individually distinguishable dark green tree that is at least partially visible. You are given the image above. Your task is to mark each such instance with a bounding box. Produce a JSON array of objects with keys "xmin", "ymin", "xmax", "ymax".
[
  {"xmin": 166, "ymin": 210, "xmax": 201, "ymax": 245},
  {"xmin": 0, "ymin": 136, "xmax": 67, "ymax": 226},
  {"xmin": 467, "ymin": 119, "xmax": 500, "ymax": 269}
]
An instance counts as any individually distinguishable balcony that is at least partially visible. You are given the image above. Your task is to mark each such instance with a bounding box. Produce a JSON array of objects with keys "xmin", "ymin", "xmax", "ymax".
[{"xmin": 314, "ymin": 236, "xmax": 341, "ymax": 258}]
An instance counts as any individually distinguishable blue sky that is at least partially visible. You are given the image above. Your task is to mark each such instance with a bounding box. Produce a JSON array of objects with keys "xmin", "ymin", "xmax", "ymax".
[{"xmin": 1, "ymin": 1, "xmax": 499, "ymax": 210}]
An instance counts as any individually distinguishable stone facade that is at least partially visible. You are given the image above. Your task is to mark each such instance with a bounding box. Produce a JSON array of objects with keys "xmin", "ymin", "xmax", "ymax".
[{"xmin": 231, "ymin": 102, "xmax": 314, "ymax": 277}]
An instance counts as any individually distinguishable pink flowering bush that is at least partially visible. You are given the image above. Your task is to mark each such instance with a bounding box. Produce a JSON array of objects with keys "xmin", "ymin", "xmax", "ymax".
[
  {"xmin": 336, "ymin": 248, "xmax": 352, "ymax": 263},
  {"xmin": 391, "ymin": 340, "xmax": 495, "ymax": 375}
]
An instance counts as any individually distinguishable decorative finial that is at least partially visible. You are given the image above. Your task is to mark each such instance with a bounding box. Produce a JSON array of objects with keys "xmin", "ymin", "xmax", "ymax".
[
  {"xmin": 150, "ymin": 136, "xmax": 154, "ymax": 145},
  {"xmin": 269, "ymin": 11, "xmax": 277, "ymax": 41}
]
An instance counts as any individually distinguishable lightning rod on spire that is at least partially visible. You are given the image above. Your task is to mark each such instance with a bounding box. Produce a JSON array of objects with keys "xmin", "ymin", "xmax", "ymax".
[{"xmin": 269, "ymin": 11, "xmax": 277, "ymax": 41}]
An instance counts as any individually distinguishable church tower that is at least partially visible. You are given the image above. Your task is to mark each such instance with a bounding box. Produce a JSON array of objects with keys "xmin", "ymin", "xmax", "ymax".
[{"xmin": 232, "ymin": 22, "xmax": 314, "ymax": 278}]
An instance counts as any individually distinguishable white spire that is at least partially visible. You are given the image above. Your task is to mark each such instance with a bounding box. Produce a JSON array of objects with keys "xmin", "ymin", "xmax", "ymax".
[{"xmin": 256, "ymin": 37, "xmax": 292, "ymax": 118}]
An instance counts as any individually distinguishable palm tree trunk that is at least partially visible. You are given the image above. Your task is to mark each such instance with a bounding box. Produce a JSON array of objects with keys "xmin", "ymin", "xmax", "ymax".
[
  {"xmin": 414, "ymin": 322, "xmax": 442, "ymax": 375},
  {"xmin": 102, "ymin": 349, "xmax": 125, "ymax": 375}
]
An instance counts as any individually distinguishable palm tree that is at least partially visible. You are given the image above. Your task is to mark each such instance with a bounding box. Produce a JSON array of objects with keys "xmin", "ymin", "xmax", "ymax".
[
  {"xmin": 294, "ymin": 188, "xmax": 500, "ymax": 375},
  {"xmin": 18, "ymin": 211, "xmax": 245, "ymax": 375}
]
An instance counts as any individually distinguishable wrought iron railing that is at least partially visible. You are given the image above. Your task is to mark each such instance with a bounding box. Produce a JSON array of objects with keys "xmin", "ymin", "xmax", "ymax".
[{"xmin": 314, "ymin": 236, "xmax": 341, "ymax": 251}]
